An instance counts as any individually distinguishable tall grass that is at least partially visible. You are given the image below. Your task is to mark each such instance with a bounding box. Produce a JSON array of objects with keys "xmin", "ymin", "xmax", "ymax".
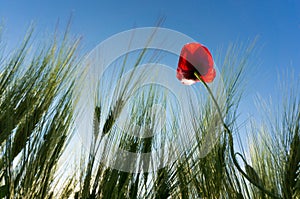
[
  {"xmin": 0, "ymin": 27, "xmax": 299, "ymax": 199},
  {"xmin": 0, "ymin": 27, "xmax": 80, "ymax": 198},
  {"xmin": 246, "ymin": 74, "xmax": 300, "ymax": 199}
]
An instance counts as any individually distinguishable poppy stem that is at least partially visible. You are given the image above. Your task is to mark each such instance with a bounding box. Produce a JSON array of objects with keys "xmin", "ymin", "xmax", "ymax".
[{"xmin": 194, "ymin": 72, "xmax": 282, "ymax": 199}]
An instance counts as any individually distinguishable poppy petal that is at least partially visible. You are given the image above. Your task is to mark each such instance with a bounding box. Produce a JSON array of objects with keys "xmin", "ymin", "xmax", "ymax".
[{"xmin": 176, "ymin": 42, "xmax": 215, "ymax": 84}]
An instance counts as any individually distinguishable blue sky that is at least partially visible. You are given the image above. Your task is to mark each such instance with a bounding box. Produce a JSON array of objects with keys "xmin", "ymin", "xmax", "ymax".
[{"xmin": 1, "ymin": 0, "xmax": 299, "ymax": 122}]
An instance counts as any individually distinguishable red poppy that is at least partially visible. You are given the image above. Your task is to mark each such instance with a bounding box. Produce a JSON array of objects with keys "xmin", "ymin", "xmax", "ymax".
[{"xmin": 176, "ymin": 42, "xmax": 216, "ymax": 85}]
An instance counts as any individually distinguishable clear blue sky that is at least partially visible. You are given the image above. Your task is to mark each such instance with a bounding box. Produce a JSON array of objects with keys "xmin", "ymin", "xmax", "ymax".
[{"xmin": 1, "ymin": 0, "xmax": 300, "ymax": 119}]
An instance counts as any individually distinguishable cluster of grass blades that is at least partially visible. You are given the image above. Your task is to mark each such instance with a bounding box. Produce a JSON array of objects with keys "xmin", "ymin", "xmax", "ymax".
[
  {"xmin": 245, "ymin": 74, "xmax": 300, "ymax": 199},
  {"xmin": 0, "ymin": 27, "xmax": 81, "ymax": 198},
  {"xmin": 0, "ymin": 26, "xmax": 299, "ymax": 199}
]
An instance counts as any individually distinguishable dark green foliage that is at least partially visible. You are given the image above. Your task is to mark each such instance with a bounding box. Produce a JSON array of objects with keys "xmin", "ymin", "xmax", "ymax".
[{"xmin": 0, "ymin": 27, "xmax": 80, "ymax": 198}]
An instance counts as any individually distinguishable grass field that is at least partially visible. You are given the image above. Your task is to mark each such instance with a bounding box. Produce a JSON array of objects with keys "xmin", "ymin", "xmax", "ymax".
[{"xmin": 0, "ymin": 28, "xmax": 299, "ymax": 199}]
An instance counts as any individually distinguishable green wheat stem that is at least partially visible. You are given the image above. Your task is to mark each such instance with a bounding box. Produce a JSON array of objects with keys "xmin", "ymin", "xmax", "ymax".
[{"xmin": 194, "ymin": 72, "xmax": 282, "ymax": 199}]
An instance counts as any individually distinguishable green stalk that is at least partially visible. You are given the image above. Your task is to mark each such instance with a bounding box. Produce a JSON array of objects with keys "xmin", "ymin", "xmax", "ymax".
[{"xmin": 194, "ymin": 72, "xmax": 282, "ymax": 199}]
